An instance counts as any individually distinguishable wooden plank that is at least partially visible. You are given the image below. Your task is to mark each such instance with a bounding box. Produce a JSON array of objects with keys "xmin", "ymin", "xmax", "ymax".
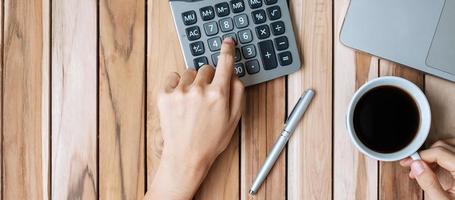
[
  {"xmin": 334, "ymin": 2, "xmax": 379, "ymax": 199},
  {"xmin": 42, "ymin": 0, "xmax": 51, "ymax": 198},
  {"xmin": 239, "ymin": 78, "xmax": 286, "ymax": 200},
  {"xmin": 51, "ymin": 0, "xmax": 97, "ymax": 199},
  {"xmin": 265, "ymin": 78, "xmax": 286, "ymax": 200},
  {"xmin": 287, "ymin": 0, "xmax": 332, "ymax": 198},
  {"xmin": 0, "ymin": 0, "xmax": 3, "ymax": 197},
  {"xmin": 147, "ymin": 0, "xmax": 185, "ymax": 188},
  {"xmin": 99, "ymin": 0, "xmax": 145, "ymax": 199},
  {"xmin": 379, "ymin": 60, "xmax": 423, "ymax": 200},
  {"xmin": 2, "ymin": 0, "xmax": 49, "ymax": 199},
  {"xmin": 241, "ymin": 84, "xmax": 267, "ymax": 200},
  {"xmin": 424, "ymin": 76, "xmax": 455, "ymax": 195}
]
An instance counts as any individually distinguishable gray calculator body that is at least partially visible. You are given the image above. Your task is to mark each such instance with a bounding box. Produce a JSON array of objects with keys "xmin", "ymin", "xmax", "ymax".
[{"xmin": 170, "ymin": 0, "xmax": 301, "ymax": 86}]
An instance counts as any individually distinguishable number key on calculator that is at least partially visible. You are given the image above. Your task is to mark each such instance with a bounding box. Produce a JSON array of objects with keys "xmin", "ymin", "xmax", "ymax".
[{"xmin": 170, "ymin": 0, "xmax": 302, "ymax": 86}]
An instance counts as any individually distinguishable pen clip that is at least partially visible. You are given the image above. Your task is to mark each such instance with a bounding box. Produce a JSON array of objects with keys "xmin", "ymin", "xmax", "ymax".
[{"xmin": 284, "ymin": 93, "xmax": 305, "ymax": 125}]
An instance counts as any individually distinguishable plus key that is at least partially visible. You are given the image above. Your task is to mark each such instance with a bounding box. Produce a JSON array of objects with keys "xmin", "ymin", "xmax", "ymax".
[{"xmin": 258, "ymin": 40, "xmax": 277, "ymax": 70}]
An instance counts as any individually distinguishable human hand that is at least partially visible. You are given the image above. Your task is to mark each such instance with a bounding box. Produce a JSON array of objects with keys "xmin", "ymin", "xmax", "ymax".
[
  {"xmin": 400, "ymin": 139, "xmax": 455, "ymax": 200},
  {"xmin": 147, "ymin": 38, "xmax": 244, "ymax": 200}
]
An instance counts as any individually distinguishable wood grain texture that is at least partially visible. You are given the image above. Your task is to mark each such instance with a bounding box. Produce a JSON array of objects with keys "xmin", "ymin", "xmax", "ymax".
[
  {"xmin": 51, "ymin": 0, "xmax": 97, "ymax": 199},
  {"xmin": 241, "ymin": 84, "xmax": 267, "ymax": 200},
  {"xmin": 99, "ymin": 0, "xmax": 145, "ymax": 199},
  {"xmin": 2, "ymin": 0, "xmax": 49, "ymax": 199},
  {"xmin": 41, "ymin": 0, "xmax": 51, "ymax": 198},
  {"xmin": 265, "ymin": 78, "xmax": 286, "ymax": 200},
  {"xmin": 333, "ymin": 3, "xmax": 379, "ymax": 199},
  {"xmin": 0, "ymin": 0, "xmax": 2, "ymax": 196},
  {"xmin": 147, "ymin": 0, "xmax": 185, "ymax": 188},
  {"xmin": 287, "ymin": 0, "xmax": 333, "ymax": 198},
  {"xmin": 333, "ymin": 2, "xmax": 380, "ymax": 197},
  {"xmin": 379, "ymin": 60, "xmax": 423, "ymax": 200},
  {"xmin": 424, "ymin": 76, "xmax": 455, "ymax": 196},
  {"xmin": 240, "ymin": 78, "xmax": 286, "ymax": 200}
]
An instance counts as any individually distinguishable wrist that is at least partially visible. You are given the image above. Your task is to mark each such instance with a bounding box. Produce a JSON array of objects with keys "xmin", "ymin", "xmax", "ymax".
[
  {"xmin": 162, "ymin": 148, "xmax": 214, "ymax": 174},
  {"xmin": 149, "ymin": 149, "xmax": 213, "ymax": 199}
]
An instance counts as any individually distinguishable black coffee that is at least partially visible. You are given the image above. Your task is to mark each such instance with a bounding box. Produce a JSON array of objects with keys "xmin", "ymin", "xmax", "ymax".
[{"xmin": 353, "ymin": 86, "xmax": 420, "ymax": 153}]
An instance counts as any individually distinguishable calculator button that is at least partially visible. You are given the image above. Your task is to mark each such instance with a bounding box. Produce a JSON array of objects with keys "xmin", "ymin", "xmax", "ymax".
[
  {"xmin": 182, "ymin": 11, "xmax": 197, "ymax": 25},
  {"xmin": 238, "ymin": 29, "xmax": 253, "ymax": 44},
  {"xmin": 200, "ymin": 6, "xmax": 215, "ymax": 21},
  {"xmin": 271, "ymin": 21, "xmax": 285, "ymax": 36},
  {"xmin": 242, "ymin": 45, "xmax": 257, "ymax": 59},
  {"xmin": 256, "ymin": 25, "xmax": 271, "ymax": 39},
  {"xmin": 194, "ymin": 57, "xmax": 209, "ymax": 70},
  {"xmin": 215, "ymin": 2, "xmax": 230, "ymax": 17},
  {"xmin": 252, "ymin": 10, "xmax": 267, "ymax": 24},
  {"xmin": 264, "ymin": 0, "xmax": 277, "ymax": 5},
  {"xmin": 230, "ymin": 0, "xmax": 246, "ymax": 13},
  {"xmin": 246, "ymin": 60, "xmax": 261, "ymax": 74},
  {"xmin": 219, "ymin": 18, "xmax": 234, "ymax": 32},
  {"xmin": 258, "ymin": 40, "xmax": 278, "ymax": 70},
  {"xmin": 223, "ymin": 33, "xmax": 238, "ymax": 44},
  {"xmin": 234, "ymin": 63, "xmax": 246, "ymax": 77},
  {"xmin": 248, "ymin": 0, "xmax": 263, "ymax": 9},
  {"xmin": 211, "ymin": 52, "xmax": 221, "ymax": 66},
  {"xmin": 266, "ymin": 6, "xmax": 281, "ymax": 21},
  {"xmin": 274, "ymin": 36, "xmax": 289, "ymax": 51},
  {"xmin": 190, "ymin": 41, "xmax": 205, "ymax": 56},
  {"xmin": 186, "ymin": 26, "xmax": 201, "ymax": 41},
  {"xmin": 203, "ymin": 22, "xmax": 219, "ymax": 36},
  {"xmin": 208, "ymin": 37, "xmax": 222, "ymax": 52},
  {"xmin": 234, "ymin": 14, "xmax": 249, "ymax": 29},
  {"xmin": 278, "ymin": 51, "xmax": 293, "ymax": 66}
]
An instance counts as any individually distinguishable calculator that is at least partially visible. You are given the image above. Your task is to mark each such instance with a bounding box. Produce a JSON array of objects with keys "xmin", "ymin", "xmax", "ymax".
[{"xmin": 170, "ymin": 0, "xmax": 301, "ymax": 86}]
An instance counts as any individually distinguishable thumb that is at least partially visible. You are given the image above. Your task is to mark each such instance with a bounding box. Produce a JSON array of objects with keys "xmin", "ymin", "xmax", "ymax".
[{"xmin": 410, "ymin": 161, "xmax": 450, "ymax": 200}]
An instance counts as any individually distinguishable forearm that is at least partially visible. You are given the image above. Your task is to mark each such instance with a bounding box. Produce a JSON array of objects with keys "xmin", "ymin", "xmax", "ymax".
[{"xmin": 146, "ymin": 151, "xmax": 212, "ymax": 200}]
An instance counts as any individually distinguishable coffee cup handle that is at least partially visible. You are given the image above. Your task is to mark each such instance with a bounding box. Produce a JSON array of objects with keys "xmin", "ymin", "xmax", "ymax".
[{"xmin": 411, "ymin": 152, "xmax": 421, "ymax": 160}]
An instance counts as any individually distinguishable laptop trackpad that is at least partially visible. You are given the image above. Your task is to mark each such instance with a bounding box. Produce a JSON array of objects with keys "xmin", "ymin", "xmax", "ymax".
[{"xmin": 427, "ymin": 0, "xmax": 455, "ymax": 75}]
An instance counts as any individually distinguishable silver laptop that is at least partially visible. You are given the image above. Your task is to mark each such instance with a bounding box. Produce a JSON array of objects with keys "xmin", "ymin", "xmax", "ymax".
[{"xmin": 340, "ymin": 0, "xmax": 455, "ymax": 82}]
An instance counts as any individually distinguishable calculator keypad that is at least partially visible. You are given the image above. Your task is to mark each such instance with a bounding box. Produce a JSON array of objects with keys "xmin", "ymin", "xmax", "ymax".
[
  {"xmin": 200, "ymin": 6, "xmax": 215, "ymax": 21},
  {"xmin": 252, "ymin": 10, "xmax": 267, "ymax": 24},
  {"xmin": 204, "ymin": 22, "xmax": 219, "ymax": 36},
  {"xmin": 256, "ymin": 25, "xmax": 270, "ymax": 39},
  {"xmin": 248, "ymin": 0, "xmax": 263, "ymax": 9},
  {"xmin": 190, "ymin": 41, "xmax": 205, "ymax": 56},
  {"xmin": 182, "ymin": 11, "xmax": 197, "ymax": 25},
  {"xmin": 231, "ymin": 0, "xmax": 246, "ymax": 13},
  {"xmin": 186, "ymin": 26, "xmax": 201, "ymax": 41},
  {"xmin": 234, "ymin": 14, "xmax": 249, "ymax": 28},
  {"xmin": 258, "ymin": 40, "xmax": 277, "ymax": 70},
  {"xmin": 267, "ymin": 6, "xmax": 281, "ymax": 20},
  {"xmin": 208, "ymin": 37, "xmax": 222, "ymax": 52},
  {"xmin": 219, "ymin": 18, "xmax": 234, "ymax": 32},
  {"xmin": 271, "ymin": 21, "xmax": 285, "ymax": 36},
  {"xmin": 171, "ymin": 0, "xmax": 301, "ymax": 86},
  {"xmin": 215, "ymin": 2, "xmax": 230, "ymax": 17},
  {"xmin": 238, "ymin": 29, "xmax": 253, "ymax": 44}
]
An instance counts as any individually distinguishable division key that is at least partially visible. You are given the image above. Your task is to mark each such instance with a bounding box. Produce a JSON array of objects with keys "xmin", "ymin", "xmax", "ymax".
[{"xmin": 258, "ymin": 40, "xmax": 278, "ymax": 70}]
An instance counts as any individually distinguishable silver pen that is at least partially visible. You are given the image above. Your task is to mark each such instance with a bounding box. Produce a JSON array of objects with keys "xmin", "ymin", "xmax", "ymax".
[{"xmin": 249, "ymin": 89, "xmax": 315, "ymax": 195}]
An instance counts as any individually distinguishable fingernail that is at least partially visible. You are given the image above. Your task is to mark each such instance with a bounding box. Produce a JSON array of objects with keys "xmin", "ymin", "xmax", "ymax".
[
  {"xmin": 223, "ymin": 37, "xmax": 235, "ymax": 45},
  {"xmin": 411, "ymin": 161, "xmax": 425, "ymax": 176}
]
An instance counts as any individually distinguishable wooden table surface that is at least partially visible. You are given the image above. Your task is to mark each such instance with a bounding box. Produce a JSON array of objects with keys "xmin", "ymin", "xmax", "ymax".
[{"xmin": 2, "ymin": 0, "xmax": 454, "ymax": 199}]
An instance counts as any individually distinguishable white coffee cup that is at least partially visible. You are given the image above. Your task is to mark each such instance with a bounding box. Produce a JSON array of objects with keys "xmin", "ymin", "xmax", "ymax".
[{"xmin": 346, "ymin": 76, "xmax": 431, "ymax": 161}]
